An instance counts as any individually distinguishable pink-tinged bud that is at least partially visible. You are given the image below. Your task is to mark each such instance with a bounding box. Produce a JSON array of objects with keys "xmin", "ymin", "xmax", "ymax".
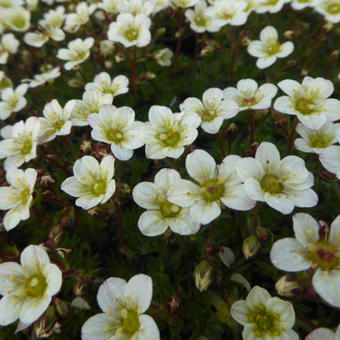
[
  {"xmin": 194, "ymin": 260, "xmax": 213, "ymax": 292},
  {"xmin": 49, "ymin": 225, "xmax": 64, "ymax": 244},
  {"xmin": 275, "ymin": 275, "xmax": 300, "ymax": 297},
  {"xmin": 256, "ymin": 226, "xmax": 271, "ymax": 241},
  {"xmin": 166, "ymin": 291, "xmax": 181, "ymax": 314},
  {"xmin": 242, "ymin": 236, "xmax": 261, "ymax": 259}
]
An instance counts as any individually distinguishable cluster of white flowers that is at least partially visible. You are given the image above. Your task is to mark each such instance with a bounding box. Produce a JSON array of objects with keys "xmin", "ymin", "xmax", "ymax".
[{"xmin": 1, "ymin": 0, "xmax": 340, "ymax": 338}]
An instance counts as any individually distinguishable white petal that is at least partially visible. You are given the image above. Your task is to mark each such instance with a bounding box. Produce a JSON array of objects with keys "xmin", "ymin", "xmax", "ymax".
[
  {"xmin": 0, "ymin": 295, "xmax": 21, "ymax": 326},
  {"xmin": 167, "ymin": 180, "xmax": 200, "ymax": 207},
  {"xmin": 236, "ymin": 158, "xmax": 264, "ymax": 181},
  {"xmin": 292, "ymin": 213, "xmax": 320, "ymax": 246},
  {"xmin": 313, "ymin": 269, "xmax": 340, "ymax": 308},
  {"xmin": 169, "ymin": 212, "xmax": 200, "ymax": 235},
  {"xmin": 230, "ymin": 300, "xmax": 249, "ymax": 326},
  {"xmin": 185, "ymin": 149, "xmax": 216, "ymax": 183},
  {"xmin": 329, "ymin": 215, "xmax": 340, "ymax": 245},
  {"xmin": 245, "ymin": 286, "xmax": 271, "ymax": 309},
  {"xmin": 264, "ymin": 193, "xmax": 294, "ymax": 214},
  {"xmin": 255, "ymin": 142, "xmax": 281, "ymax": 168},
  {"xmin": 154, "ymin": 168, "xmax": 181, "ymax": 193},
  {"xmin": 97, "ymin": 277, "xmax": 127, "ymax": 313},
  {"xmin": 125, "ymin": 274, "xmax": 153, "ymax": 313},
  {"xmin": 138, "ymin": 211, "xmax": 168, "ymax": 236},
  {"xmin": 44, "ymin": 264, "xmax": 62, "ymax": 296},
  {"xmin": 305, "ymin": 328, "xmax": 335, "ymax": 340},
  {"xmin": 81, "ymin": 313, "xmax": 117, "ymax": 340},
  {"xmin": 20, "ymin": 296, "xmax": 51, "ymax": 324},
  {"xmin": 20, "ymin": 245, "xmax": 50, "ymax": 269},
  {"xmin": 133, "ymin": 182, "xmax": 158, "ymax": 209},
  {"xmin": 189, "ymin": 200, "xmax": 221, "ymax": 225},
  {"xmin": 270, "ymin": 238, "xmax": 312, "ymax": 272},
  {"xmin": 137, "ymin": 314, "xmax": 160, "ymax": 340}
]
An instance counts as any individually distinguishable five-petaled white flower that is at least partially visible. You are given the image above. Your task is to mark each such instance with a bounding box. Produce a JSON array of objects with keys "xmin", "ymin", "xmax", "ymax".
[
  {"xmin": 0, "ymin": 84, "xmax": 28, "ymax": 120},
  {"xmin": 0, "ymin": 117, "xmax": 40, "ymax": 170},
  {"xmin": 315, "ymin": 0, "xmax": 340, "ymax": 23},
  {"xmin": 180, "ymin": 88, "xmax": 239, "ymax": 134},
  {"xmin": 236, "ymin": 142, "xmax": 318, "ymax": 214},
  {"xmin": 26, "ymin": 66, "xmax": 61, "ymax": 88},
  {"xmin": 305, "ymin": 324, "xmax": 340, "ymax": 340},
  {"xmin": 167, "ymin": 149, "xmax": 255, "ymax": 225},
  {"xmin": 223, "ymin": 79, "xmax": 277, "ymax": 111},
  {"xmin": 64, "ymin": 2, "xmax": 97, "ymax": 33},
  {"xmin": 270, "ymin": 213, "xmax": 340, "ymax": 308},
  {"xmin": 85, "ymin": 72, "xmax": 129, "ymax": 98},
  {"xmin": 294, "ymin": 122, "xmax": 340, "ymax": 154},
  {"xmin": 61, "ymin": 155, "xmax": 116, "ymax": 210},
  {"xmin": 107, "ymin": 13, "xmax": 151, "ymax": 48},
  {"xmin": 70, "ymin": 89, "xmax": 113, "ymax": 127},
  {"xmin": 0, "ymin": 33, "xmax": 20, "ymax": 64},
  {"xmin": 274, "ymin": 77, "xmax": 340, "ymax": 130},
  {"xmin": 248, "ymin": 26, "xmax": 294, "ymax": 69},
  {"xmin": 141, "ymin": 105, "xmax": 200, "ymax": 159},
  {"xmin": 38, "ymin": 99, "xmax": 75, "ymax": 144},
  {"xmin": 212, "ymin": 0, "xmax": 249, "ymax": 27},
  {"xmin": 88, "ymin": 104, "xmax": 144, "ymax": 161},
  {"xmin": 57, "ymin": 37, "xmax": 94, "ymax": 70},
  {"xmin": 133, "ymin": 168, "xmax": 200, "ymax": 236},
  {"xmin": 81, "ymin": 274, "xmax": 160, "ymax": 340},
  {"xmin": 0, "ymin": 245, "xmax": 62, "ymax": 326},
  {"xmin": 231, "ymin": 286, "xmax": 298, "ymax": 340},
  {"xmin": 0, "ymin": 168, "xmax": 36, "ymax": 231}
]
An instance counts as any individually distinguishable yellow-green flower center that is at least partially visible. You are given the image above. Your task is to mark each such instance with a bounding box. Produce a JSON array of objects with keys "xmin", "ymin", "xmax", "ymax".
[
  {"xmin": 327, "ymin": 3, "xmax": 340, "ymax": 14},
  {"xmin": 21, "ymin": 137, "xmax": 33, "ymax": 155},
  {"xmin": 260, "ymin": 174, "xmax": 283, "ymax": 194},
  {"xmin": 158, "ymin": 129, "xmax": 182, "ymax": 147},
  {"xmin": 248, "ymin": 304, "xmax": 281, "ymax": 337},
  {"xmin": 265, "ymin": 42, "xmax": 281, "ymax": 56},
  {"xmin": 194, "ymin": 13, "xmax": 207, "ymax": 27},
  {"xmin": 20, "ymin": 187, "xmax": 31, "ymax": 205},
  {"xmin": 308, "ymin": 132, "xmax": 333, "ymax": 149},
  {"xmin": 26, "ymin": 274, "xmax": 47, "ymax": 297},
  {"xmin": 10, "ymin": 14, "xmax": 27, "ymax": 30},
  {"xmin": 201, "ymin": 180, "xmax": 225, "ymax": 202},
  {"xmin": 125, "ymin": 27, "xmax": 139, "ymax": 42},
  {"xmin": 198, "ymin": 107, "xmax": 218, "ymax": 122},
  {"xmin": 120, "ymin": 309, "xmax": 140, "ymax": 336},
  {"xmin": 294, "ymin": 97, "xmax": 317, "ymax": 116},
  {"xmin": 105, "ymin": 128, "xmax": 125, "ymax": 144},
  {"xmin": 307, "ymin": 242, "xmax": 340, "ymax": 271},
  {"xmin": 159, "ymin": 198, "xmax": 181, "ymax": 218},
  {"xmin": 91, "ymin": 179, "xmax": 107, "ymax": 196}
]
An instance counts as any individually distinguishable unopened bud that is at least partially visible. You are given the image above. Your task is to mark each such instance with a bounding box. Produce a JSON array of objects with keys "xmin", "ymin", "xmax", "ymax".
[
  {"xmin": 256, "ymin": 226, "xmax": 270, "ymax": 241},
  {"xmin": 227, "ymin": 123, "xmax": 237, "ymax": 134},
  {"xmin": 275, "ymin": 275, "xmax": 300, "ymax": 297},
  {"xmin": 80, "ymin": 140, "xmax": 92, "ymax": 153},
  {"xmin": 156, "ymin": 27, "xmax": 166, "ymax": 36},
  {"xmin": 100, "ymin": 40, "xmax": 114, "ymax": 57},
  {"xmin": 194, "ymin": 260, "xmax": 213, "ymax": 292},
  {"xmin": 330, "ymin": 50, "xmax": 339, "ymax": 60},
  {"xmin": 49, "ymin": 225, "xmax": 64, "ymax": 244},
  {"xmin": 55, "ymin": 298, "xmax": 70, "ymax": 318},
  {"xmin": 166, "ymin": 291, "xmax": 181, "ymax": 314},
  {"xmin": 104, "ymin": 60, "xmax": 113, "ymax": 69},
  {"xmin": 241, "ymin": 36, "xmax": 251, "ymax": 46},
  {"xmin": 34, "ymin": 306, "xmax": 56, "ymax": 338},
  {"xmin": 144, "ymin": 72, "xmax": 156, "ymax": 80},
  {"xmin": 242, "ymin": 235, "xmax": 261, "ymax": 259},
  {"xmin": 283, "ymin": 30, "xmax": 294, "ymax": 39},
  {"xmin": 323, "ymin": 22, "xmax": 333, "ymax": 32},
  {"xmin": 301, "ymin": 69, "xmax": 309, "ymax": 76},
  {"xmin": 21, "ymin": 50, "xmax": 32, "ymax": 65}
]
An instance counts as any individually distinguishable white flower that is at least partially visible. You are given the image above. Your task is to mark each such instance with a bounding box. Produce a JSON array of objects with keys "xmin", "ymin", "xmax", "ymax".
[
  {"xmin": 151, "ymin": 0, "xmax": 171, "ymax": 13},
  {"xmin": 294, "ymin": 122, "xmax": 340, "ymax": 154},
  {"xmin": 64, "ymin": 2, "xmax": 97, "ymax": 33},
  {"xmin": 315, "ymin": 0, "xmax": 340, "ymax": 23},
  {"xmin": 100, "ymin": 0, "xmax": 124, "ymax": 13},
  {"xmin": 141, "ymin": 105, "xmax": 200, "ymax": 159},
  {"xmin": 70, "ymin": 89, "xmax": 113, "ymax": 127},
  {"xmin": 81, "ymin": 274, "xmax": 160, "ymax": 340},
  {"xmin": 133, "ymin": 168, "xmax": 200, "ymax": 236},
  {"xmin": 212, "ymin": 0, "xmax": 249, "ymax": 27},
  {"xmin": 319, "ymin": 145, "xmax": 340, "ymax": 179},
  {"xmin": 0, "ymin": 245, "xmax": 62, "ymax": 326},
  {"xmin": 26, "ymin": 66, "xmax": 61, "ymax": 88},
  {"xmin": 107, "ymin": 13, "xmax": 151, "ymax": 48},
  {"xmin": 0, "ymin": 168, "xmax": 36, "ymax": 231},
  {"xmin": 231, "ymin": 286, "xmax": 298, "ymax": 340},
  {"xmin": 0, "ymin": 84, "xmax": 28, "ymax": 120},
  {"xmin": 167, "ymin": 150, "xmax": 255, "ymax": 225},
  {"xmin": 61, "ymin": 155, "xmax": 116, "ymax": 210},
  {"xmin": 180, "ymin": 88, "xmax": 239, "ymax": 134},
  {"xmin": 185, "ymin": 0, "xmax": 220, "ymax": 33},
  {"xmin": 88, "ymin": 104, "xmax": 144, "ymax": 161},
  {"xmin": 306, "ymin": 324, "xmax": 340, "ymax": 340},
  {"xmin": 0, "ymin": 117, "xmax": 40, "ymax": 170},
  {"xmin": 85, "ymin": 72, "xmax": 129, "ymax": 98},
  {"xmin": 117, "ymin": 0, "xmax": 155, "ymax": 16},
  {"xmin": 0, "ymin": 33, "xmax": 19, "ymax": 64},
  {"xmin": 38, "ymin": 99, "xmax": 74, "ymax": 144},
  {"xmin": 223, "ymin": 79, "xmax": 277, "ymax": 111},
  {"xmin": 236, "ymin": 142, "xmax": 318, "ymax": 214},
  {"xmin": 270, "ymin": 213, "xmax": 340, "ymax": 308},
  {"xmin": 171, "ymin": 0, "xmax": 198, "ymax": 8},
  {"xmin": 57, "ymin": 37, "xmax": 94, "ymax": 71},
  {"xmin": 248, "ymin": 26, "xmax": 294, "ymax": 69},
  {"xmin": 153, "ymin": 48, "xmax": 174, "ymax": 67},
  {"xmin": 3, "ymin": 7, "xmax": 31, "ymax": 32},
  {"xmin": 291, "ymin": 0, "xmax": 314, "ymax": 10},
  {"xmin": 243, "ymin": 0, "xmax": 259, "ymax": 13},
  {"xmin": 256, "ymin": 0, "xmax": 290, "ymax": 13},
  {"xmin": 274, "ymin": 77, "xmax": 340, "ymax": 130},
  {"xmin": 24, "ymin": 6, "xmax": 65, "ymax": 47}
]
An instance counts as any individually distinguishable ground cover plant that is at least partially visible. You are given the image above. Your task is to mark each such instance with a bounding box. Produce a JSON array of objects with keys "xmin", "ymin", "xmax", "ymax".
[{"xmin": 0, "ymin": 0, "xmax": 340, "ymax": 339}]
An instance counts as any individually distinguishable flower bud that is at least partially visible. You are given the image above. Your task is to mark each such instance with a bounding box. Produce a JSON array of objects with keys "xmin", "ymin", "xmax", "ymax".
[
  {"xmin": 100, "ymin": 40, "xmax": 115, "ymax": 57},
  {"xmin": 34, "ymin": 306, "xmax": 57, "ymax": 338},
  {"xmin": 194, "ymin": 260, "xmax": 213, "ymax": 292},
  {"xmin": 256, "ymin": 226, "xmax": 270, "ymax": 241},
  {"xmin": 283, "ymin": 30, "xmax": 294, "ymax": 39},
  {"xmin": 242, "ymin": 236, "xmax": 261, "ymax": 259},
  {"xmin": 275, "ymin": 275, "xmax": 300, "ymax": 297},
  {"xmin": 55, "ymin": 298, "xmax": 70, "ymax": 318},
  {"xmin": 49, "ymin": 225, "xmax": 64, "ymax": 244}
]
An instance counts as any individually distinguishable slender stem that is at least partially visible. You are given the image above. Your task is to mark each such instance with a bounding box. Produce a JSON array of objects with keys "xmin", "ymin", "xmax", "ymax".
[
  {"xmin": 297, "ymin": 315, "xmax": 318, "ymax": 328},
  {"xmin": 130, "ymin": 46, "xmax": 137, "ymax": 95},
  {"xmin": 248, "ymin": 113, "xmax": 256, "ymax": 146},
  {"xmin": 287, "ymin": 117, "xmax": 298, "ymax": 154},
  {"xmin": 113, "ymin": 200, "xmax": 124, "ymax": 249}
]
